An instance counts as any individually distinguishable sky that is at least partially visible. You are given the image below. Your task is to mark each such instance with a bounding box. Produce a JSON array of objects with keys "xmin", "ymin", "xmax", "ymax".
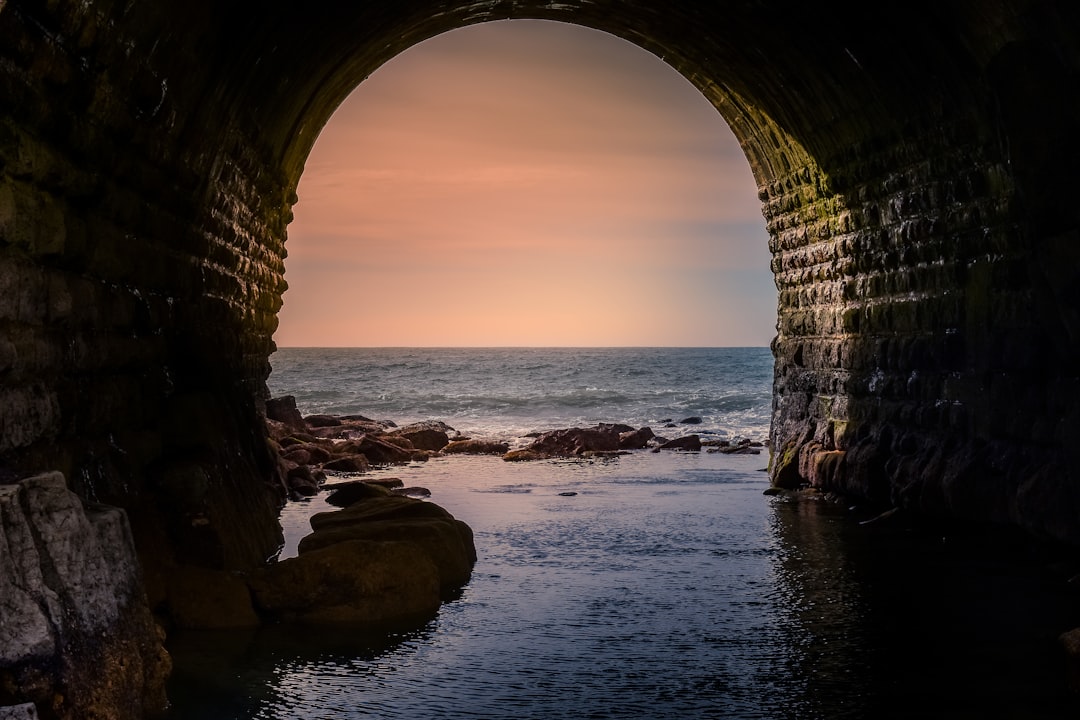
[{"xmin": 275, "ymin": 20, "xmax": 775, "ymax": 348}]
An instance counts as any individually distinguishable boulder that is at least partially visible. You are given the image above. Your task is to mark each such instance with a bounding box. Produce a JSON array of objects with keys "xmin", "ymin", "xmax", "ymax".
[
  {"xmin": 266, "ymin": 396, "xmax": 305, "ymax": 430},
  {"xmin": 302, "ymin": 497, "xmax": 476, "ymax": 592},
  {"xmin": 618, "ymin": 426, "xmax": 655, "ymax": 449},
  {"xmin": 680, "ymin": 416, "xmax": 704, "ymax": 425},
  {"xmin": 167, "ymin": 566, "xmax": 259, "ymax": 629},
  {"xmin": 304, "ymin": 414, "xmax": 343, "ymax": 428},
  {"xmin": 658, "ymin": 435, "xmax": 702, "ymax": 451},
  {"xmin": 510, "ymin": 427, "xmax": 621, "ymax": 460},
  {"xmin": 321, "ymin": 455, "xmax": 370, "ymax": 474},
  {"xmin": 325, "ymin": 481, "xmax": 393, "ymax": 508},
  {"xmin": 335, "ymin": 436, "xmax": 413, "ymax": 465},
  {"xmin": 443, "ymin": 439, "xmax": 510, "ymax": 455},
  {"xmin": 286, "ymin": 465, "xmax": 324, "ymax": 496},
  {"xmin": 595, "ymin": 423, "xmax": 635, "ymax": 434},
  {"xmin": 0, "ymin": 473, "xmax": 169, "ymax": 717},
  {"xmin": 393, "ymin": 487, "xmax": 432, "ymax": 498},
  {"xmin": 247, "ymin": 539, "xmax": 442, "ymax": 626},
  {"xmin": 389, "ymin": 421, "xmax": 455, "ymax": 451}
]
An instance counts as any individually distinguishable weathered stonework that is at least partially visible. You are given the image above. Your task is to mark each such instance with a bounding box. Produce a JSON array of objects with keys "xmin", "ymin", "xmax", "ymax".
[{"xmin": 0, "ymin": 0, "xmax": 1079, "ymax": 716}]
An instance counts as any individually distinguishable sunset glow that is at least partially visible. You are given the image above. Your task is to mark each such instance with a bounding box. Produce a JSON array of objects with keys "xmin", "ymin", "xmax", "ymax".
[{"xmin": 275, "ymin": 20, "xmax": 775, "ymax": 347}]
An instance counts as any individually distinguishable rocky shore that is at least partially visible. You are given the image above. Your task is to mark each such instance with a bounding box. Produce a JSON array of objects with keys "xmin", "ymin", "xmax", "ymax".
[{"xmin": 264, "ymin": 396, "xmax": 765, "ymax": 502}]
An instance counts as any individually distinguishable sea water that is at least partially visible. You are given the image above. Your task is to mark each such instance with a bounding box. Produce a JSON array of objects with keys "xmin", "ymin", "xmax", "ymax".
[{"xmin": 167, "ymin": 348, "xmax": 1080, "ymax": 719}]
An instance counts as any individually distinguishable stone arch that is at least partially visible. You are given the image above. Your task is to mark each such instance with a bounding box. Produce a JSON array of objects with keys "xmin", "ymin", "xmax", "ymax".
[{"xmin": 2, "ymin": 0, "xmax": 1080, "ymax": 583}]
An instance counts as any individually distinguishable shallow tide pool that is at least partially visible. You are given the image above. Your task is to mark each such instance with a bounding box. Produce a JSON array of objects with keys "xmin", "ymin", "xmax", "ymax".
[{"xmin": 168, "ymin": 452, "xmax": 1080, "ymax": 719}]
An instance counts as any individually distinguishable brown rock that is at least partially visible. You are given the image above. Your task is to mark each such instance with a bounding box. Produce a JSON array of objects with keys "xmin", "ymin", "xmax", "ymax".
[
  {"xmin": 304, "ymin": 414, "xmax": 343, "ymax": 428},
  {"xmin": 325, "ymin": 481, "xmax": 392, "ymax": 507},
  {"xmin": 658, "ymin": 435, "xmax": 702, "ymax": 451},
  {"xmin": 248, "ymin": 539, "xmax": 442, "ymax": 625},
  {"xmin": 321, "ymin": 455, "xmax": 370, "ymax": 473},
  {"xmin": 507, "ymin": 426, "xmax": 621, "ymax": 460},
  {"xmin": 266, "ymin": 396, "xmax": 305, "ymax": 430},
  {"xmin": 336, "ymin": 436, "xmax": 413, "ymax": 465},
  {"xmin": 618, "ymin": 426, "xmax": 655, "ymax": 449},
  {"xmin": 167, "ymin": 566, "xmax": 259, "ymax": 629},
  {"xmin": 389, "ymin": 421, "xmax": 454, "ymax": 451},
  {"xmin": 303, "ymin": 496, "xmax": 476, "ymax": 592},
  {"xmin": 443, "ymin": 439, "xmax": 510, "ymax": 455}
]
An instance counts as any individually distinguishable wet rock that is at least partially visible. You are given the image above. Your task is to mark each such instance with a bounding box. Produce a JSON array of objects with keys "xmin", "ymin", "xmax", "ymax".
[
  {"xmin": 618, "ymin": 426, "xmax": 655, "ymax": 449},
  {"xmin": 363, "ymin": 477, "xmax": 405, "ymax": 489},
  {"xmin": 266, "ymin": 396, "xmax": 305, "ymax": 430},
  {"xmin": 511, "ymin": 426, "xmax": 621, "ymax": 460},
  {"xmin": 443, "ymin": 439, "xmax": 510, "ymax": 455},
  {"xmin": 325, "ymin": 481, "xmax": 392, "ymax": 508},
  {"xmin": 658, "ymin": 435, "xmax": 702, "ymax": 451},
  {"xmin": 286, "ymin": 465, "xmax": 324, "ymax": 496},
  {"xmin": 595, "ymin": 422, "xmax": 635, "ymax": 434},
  {"xmin": 388, "ymin": 421, "xmax": 454, "ymax": 451},
  {"xmin": 301, "ymin": 497, "xmax": 476, "ymax": 593},
  {"xmin": 282, "ymin": 447, "xmax": 313, "ymax": 465},
  {"xmin": 392, "ymin": 487, "xmax": 432, "ymax": 498},
  {"xmin": 321, "ymin": 455, "xmax": 370, "ymax": 474},
  {"xmin": 558, "ymin": 491, "xmax": 578, "ymax": 497},
  {"xmin": 304, "ymin": 414, "xmax": 343, "ymax": 428},
  {"xmin": 248, "ymin": 539, "xmax": 442, "ymax": 625},
  {"xmin": 503, "ymin": 449, "xmax": 548, "ymax": 462},
  {"xmin": 167, "ymin": 566, "xmax": 259, "ymax": 629},
  {"xmin": 335, "ymin": 436, "xmax": 413, "ymax": 465},
  {"xmin": 680, "ymin": 416, "xmax": 703, "ymax": 425}
]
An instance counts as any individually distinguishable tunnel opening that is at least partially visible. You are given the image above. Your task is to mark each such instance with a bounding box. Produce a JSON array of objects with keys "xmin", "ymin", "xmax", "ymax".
[{"xmin": 3, "ymin": 2, "xmax": 1080, "ymax": 716}]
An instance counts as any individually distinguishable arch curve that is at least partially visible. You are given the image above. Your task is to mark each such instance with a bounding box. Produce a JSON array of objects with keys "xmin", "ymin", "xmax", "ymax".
[{"xmin": 1, "ymin": 0, "xmax": 1079, "ymax": 573}]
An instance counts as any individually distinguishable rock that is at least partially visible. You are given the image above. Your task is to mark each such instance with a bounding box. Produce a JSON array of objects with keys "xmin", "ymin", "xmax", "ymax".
[
  {"xmin": 286, "ymin": 465, "xmax": 323, "ymax": 496},
  {"xmin": 266, "ymin": 396, "xmax": 305, "ymax": 430},
  {"xmin": 517, "ymin": 426, "xmax": 621, "ymax": 459},
  {"xmin": 335, "ymin": 436, "xmax": 413, "ymax": 465},
  {"xmin": 503, "ymin": 449, "xmax": 548, "ymax": 462},
  {"xmin": 325, "ymin": 481, "xmax": 392, "ymax": 507},
  {"xmin": 0, "ymin": 473, "xmax": 169, "ymax": 717},
  {"xmin": 389, "ymin": 421, "xmax": 454, "ymax": 451},
  {"xmin": 295, "ymin": 442, "xmax": 333, "ymax": 464},
  {"xmin": 1061, "ymin": 627, "xmax": 1080, "ymax": 658},
  {"xmin": 248, "ymin": 539, "xmax": 442, "ymax": 625},
  {"xmin": 443, "ymin": 439, "xmax": 510, "ymax": 455},
  {"xmin": 595, "ymin": 423, "xmax": 635, "ymax": 434},
  {"xmin": 680, "ymin": 416, "xmax": 703, "ymax": 424},
  {"xmin": 558, "ymin": 492, "xmax": 578, "ymax": 497},
  {"xmin": 701, "ymin": 439, "xmax": 731, "ymax": 447},
  {"xmin": 282, "ymin": 447, "xmax": 313, "ymax": 465},
  {"xmin": 0, "ymin": 704, "xmax": 38, "ymax": 720},
  {"xmin": 304, "ymin": 414, "xmax": 343, "ymax": 428},
  {"xmin": 301, "ymin": 497, "xmax": 476, "ymax": 593},
  {"xmin": 618, "ymin": 426, "xmax": 655, "ymax": 449},
  {"xmin": 393, "ymin": 487, "xmax": 432, "ymax": 498},
  {"xmin": 658, "ymin": 435, "xmax": 702, "ymax": 451},
  {"xmin": 167, "ymin": 565, "xmax": 259, "ymax": 629},
  {"xmin": 321, "ymin": 455, "xmax": 370, "ymax": 474},
  {"xmin": 364, "ymin": 477, "xmax": 405, "ymax": 489},
  {"xmin": 664, "ymin": 423, "xmax": 677, "ymax": 428}
]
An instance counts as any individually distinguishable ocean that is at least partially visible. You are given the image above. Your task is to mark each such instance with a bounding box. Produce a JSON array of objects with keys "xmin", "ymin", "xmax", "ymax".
[
  {"xmin": 263, "ymin": 347, "xmax": 774, "ymax": 445},
  {"xmin": 167, "ymin": 347, "xmax": 1080, "ymax": 719}
]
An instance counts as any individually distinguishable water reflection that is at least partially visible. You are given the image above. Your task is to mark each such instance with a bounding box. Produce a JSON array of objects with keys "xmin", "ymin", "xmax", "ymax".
[
  {"xmin": 167, "ymin": 455, "xmax": 1080, "ymax": 719},
  {"xmin": 767, "ymin": 495, "xmax": 1080, "ymax": 719}
]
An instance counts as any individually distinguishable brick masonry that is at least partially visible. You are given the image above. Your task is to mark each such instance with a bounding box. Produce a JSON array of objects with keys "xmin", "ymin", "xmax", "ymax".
[{"xmin": 0, "ymin": 0, "xmax": 1078, "ymax": 588}]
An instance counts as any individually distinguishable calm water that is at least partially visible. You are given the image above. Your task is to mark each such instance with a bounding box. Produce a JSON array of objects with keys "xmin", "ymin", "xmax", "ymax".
[{"xmin": 168, "ymin": 348, "xmax": 1080, "ymax": 718}]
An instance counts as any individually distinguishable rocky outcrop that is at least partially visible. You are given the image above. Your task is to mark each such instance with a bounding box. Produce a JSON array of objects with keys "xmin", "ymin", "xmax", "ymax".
[
  {"xmin": 504, "ymin": 426, "xmax": 622, "ymax": 461},
  {"xmin": 248, "ymin": 495, "xmax": 475, "ymax": 625},
  {"xmin": 443, "ymin": 439, "xmax": 510, "ymax": 455},
  {"xmin": 0, "ymin": 473, "xmax": 169, "ymax": 718},
  {"xmin": 388, "ymin": 421, "xmax": 454, "ymax": 451}
]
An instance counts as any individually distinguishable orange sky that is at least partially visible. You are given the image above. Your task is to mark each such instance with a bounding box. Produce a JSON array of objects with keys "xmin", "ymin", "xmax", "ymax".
[{"xmin": 275, "ymin": 20, "xmax": 775, "ymax": 347}]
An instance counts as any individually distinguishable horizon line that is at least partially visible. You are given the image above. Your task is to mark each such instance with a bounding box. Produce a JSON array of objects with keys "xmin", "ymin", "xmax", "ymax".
[{"xmin": 273, "ymin": 345, "xmax": 772, "ymax": 350}]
